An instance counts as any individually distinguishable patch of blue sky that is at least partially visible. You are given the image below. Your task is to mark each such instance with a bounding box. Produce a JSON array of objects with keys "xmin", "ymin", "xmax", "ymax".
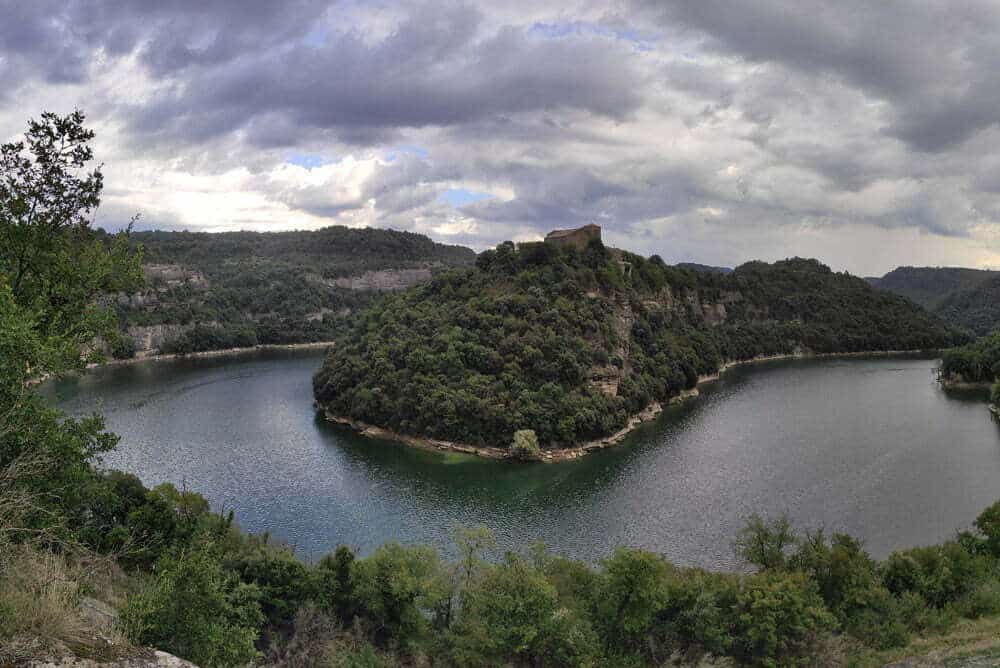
[
  {"xmin": 385, "ymin": 145, "xmax": 430, "ymax": 161},
  {"xmin": 528, "ymin": 20, "xmax": 659, "ymax": 51},
  {"xmin": 286, "ymin": 152, "xmax": 330, "ymax": 168},
  {"xmin": 439, "ymin": 188, "xmax": 493, "ymax": 207},
  {"xmin": 303, "ymin": 25, "xmax": 328, "ymax": 47}
]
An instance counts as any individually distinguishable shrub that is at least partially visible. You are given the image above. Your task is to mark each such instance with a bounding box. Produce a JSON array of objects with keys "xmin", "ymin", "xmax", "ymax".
[
  {"xmin": 735, "ymin": 514, "xmax": 795, "ymax": 571},
  {"xmin": 958, "ymin": 577, "xmax": 1000, "ymax": 619},
  {"xmin": 109, "ymin": 333, "xmax": 136, "ymax": 360},
  {"xmin": 838, "ymin": 585, "xmax": 909, "ymax": 649},
  {"xmin": 789, "ymin": 530, "xmax": 878, "ymax": 620},
  {"xmin": 510, "ymin": 429, "xmax": 541, "ymax": 460},
  {"xmin": 975, "ymin": 500, "xmax": 1000, "ymax": 557},
  {"xmin": 121, "ymin": 543, "xmax": 263, "ymax": 667},
  {"xmin": 349, "ymin": 543, "xmax": 445, "ymax": 648},
  {"xmin": 732, "ymin": 572, "xmax": 836, "ymax": 665},
  {"xmin": 658, "ymin": 570, "xmax": 739, "ymax": 656},
  {"xmin": 591, "ymin": 548, "xmax": 670, "ymax": 654},
  {"xmin": 230, "ymin": 549, "xmax": 314, "ymax": 633},
  {"xmin": 882, "ymin": 543, "xmax": 988, "ymax": 608},
  {"xmin": 315, "ymin": 546, "xmax": 357, "ymax": 625}
]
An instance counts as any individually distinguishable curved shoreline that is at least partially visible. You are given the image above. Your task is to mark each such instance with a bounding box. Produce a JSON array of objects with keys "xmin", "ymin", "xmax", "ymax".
[
  {"xmin": 29, "ymin": 341, "xmax": 336, "ymax": 388},
  {"xmin": 321, "ymin": 348, "xmax": 938, "ymax": 463},
  {"xmin": 91, "ymin": 340, "xmax": 336, "ymax": 369}
]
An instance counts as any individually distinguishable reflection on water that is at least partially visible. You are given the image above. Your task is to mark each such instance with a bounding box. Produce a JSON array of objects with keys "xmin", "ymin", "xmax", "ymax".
[{"xmin": 42, "ymin": 351, "xmax": 1000, "ymax": 569}]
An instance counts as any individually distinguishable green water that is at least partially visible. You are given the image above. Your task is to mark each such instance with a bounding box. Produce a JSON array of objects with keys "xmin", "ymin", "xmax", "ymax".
[{"xmin": 43, "ymin": 351, "xmax": 1000, "ymax": 569}]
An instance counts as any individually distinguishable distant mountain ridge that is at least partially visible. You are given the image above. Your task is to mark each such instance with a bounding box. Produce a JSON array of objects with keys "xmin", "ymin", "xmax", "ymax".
[
  {"xmin": 867, "ymin": 266, "xmax": 1000, "ymax": 335},
  {"xmin": 676, "ymin": 262, "xmax": 733, "ymax": 274}
]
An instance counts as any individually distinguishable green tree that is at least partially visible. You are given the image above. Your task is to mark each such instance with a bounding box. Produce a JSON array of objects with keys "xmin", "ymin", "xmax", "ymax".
[
  {"xmin": 350, "ymin": 543, "xmax": 444, "ymax": 648},
  {"xmin": 735, "ymin": 514, "xmax": 796, "ymax": 571},
  {"xmin": 121, "ymin": 543, "xmax": 263, "ymax": 667},
  {"xmin": 975, "ymin": 499, "xmax": 1000, "ymax": 557},
  {"xmin": 451, "ymin": 553, "xmax": 596, "ymax": 666},
  {"xmin": 0, "ymin": 110, "xmax": 141, "ymax": 368},
  {"xmin": 592, "ymin": 547, "xmax": 670, "ymax": 655},
  {"xmin": 0, "ymin": 111, "xmax": 141, "ymax": 535},
  {"xmin": 511, "ymin": 429, "xmax": 541, "ymax": 459},
  {"xmin": 733, "ymin": 572, "xmax": 836, "ymax": 665}
]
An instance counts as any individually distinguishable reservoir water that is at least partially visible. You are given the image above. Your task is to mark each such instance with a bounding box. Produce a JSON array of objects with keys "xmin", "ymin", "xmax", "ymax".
[{"xmin": 43, "ymin": 351, "xmax": 1000, "ymax": 570}]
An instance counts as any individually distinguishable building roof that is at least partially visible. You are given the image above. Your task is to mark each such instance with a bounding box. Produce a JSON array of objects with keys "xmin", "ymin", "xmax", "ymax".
[{"xmin": 544, "ymin": 223, "xmax": 601, "ymax": 239}]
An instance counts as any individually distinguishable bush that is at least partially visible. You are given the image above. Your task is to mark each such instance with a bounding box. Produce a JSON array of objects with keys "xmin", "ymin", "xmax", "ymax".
[
  {"xmin": 658, "ymin": 570, "xmax": 739, "ymax": 656},
  {"xmin": 591, "ymin": 548, "xmax": 671, "ymax": 655},
  {"xmin": 735, "ymin": 514, "xmax": 795, "ymax": 571},
  {"xmin": 789, "ymin": 530, "xmax": 878, "ymax": 621},
  {"xmin": 882, "ymin": 543, "xmax": 988, "ymax": 609},
  {"xmin": 451, "ymin": 554, "xmax": 596, "ymax": 666},
  {"xmin": 958, "ymin": 578, "xmax": 1000, "ymax": 619},
  {"xmin": 121, "ymin": 543, "xmax": 263, "ymax": 667},
  {"xmin": 230, "ymin": 549, "xmax": 314, "ymax": 633},
  {"xmin": 510, "ymin": 429, "xmax": 541, "ymax": 459},
  {"xmin": 975, "ymin": 500, "xmax": 1000, "ymax": 557},
  {"xmin": 733, "ymin": 572, "xmax": 836, "ymax": 665},
  {"xmin": 349, "ymin": 543, "xmax": 446, "ymax": 649},
  {"xmin": 109, "ymin": 333, "xmax": 136, "ymax": 360},
  {"xmin": 839, "ymin": 585, "xmax": 909, "ymax": 649}
]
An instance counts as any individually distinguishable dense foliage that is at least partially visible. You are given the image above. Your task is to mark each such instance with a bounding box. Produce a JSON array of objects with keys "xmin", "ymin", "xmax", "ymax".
[
  {"xmin": 107, "ymin": 226, "xmax": 475, "ymax": 355},
  {"xmin": 935, "ymin": 275, "xmax": 1000, "ymax": 337},
  {"xmin": 869, "ymin": 266, "xmax": 1000, "ymax": 335},
  {"xmin": 940, "ymin": 330, "xmax": 1000, "ymax": 385},
  {"xmin": 18, "ymin": 461, "xmax": 1000, "ymax": 667},
  {"xmin": 315, "ymin": 241, "xmax": 965, "ymax": 449},
  {"xmin": 867, "ymin": 266, "xmax": 999, "ymax": 311}
]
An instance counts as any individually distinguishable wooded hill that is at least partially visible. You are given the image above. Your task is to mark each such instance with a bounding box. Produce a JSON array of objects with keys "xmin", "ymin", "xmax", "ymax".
[
  {"xmin": 314, "ymin": 240, "xmax": 966, "ymax": 451},
  {"xmin": 868, "ymin": 266, "xmax": 1000, "ymax": 335},
  {"xmin": 103, "ymin": 226, "xmax": 475, "ymax": 356}
]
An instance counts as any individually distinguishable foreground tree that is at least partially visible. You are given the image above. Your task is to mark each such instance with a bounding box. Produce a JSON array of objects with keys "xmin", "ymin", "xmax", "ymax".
[
  {"xmin": 0, "ymin": 110, "xmax": 141, "ymax": 539},
  {"xmin": 0, "ymin": 109, "xmax": 141, "ymax": 368}
]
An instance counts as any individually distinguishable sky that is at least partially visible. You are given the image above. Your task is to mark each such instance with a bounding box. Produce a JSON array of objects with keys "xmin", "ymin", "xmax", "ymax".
[{"xmin": 4, "ymin": 1, "xmax": 1000, "ymax": 276}]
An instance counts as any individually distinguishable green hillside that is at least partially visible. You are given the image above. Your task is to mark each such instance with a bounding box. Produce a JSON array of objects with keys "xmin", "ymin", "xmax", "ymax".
[
  {"xmin": 867, "ymin": 266, "xmax": 999, "ymax": 311},
  {"xmin": 104, "ymin": 226, "xmax": 475, "ymax": 355},
  {"xmin": 314, "ymin": 240, "xmax": 965, "ymax": 450}
]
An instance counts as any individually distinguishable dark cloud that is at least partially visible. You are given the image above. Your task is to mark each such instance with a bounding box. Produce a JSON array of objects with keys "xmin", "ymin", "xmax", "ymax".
[
  {"xmin": 118, "ymin": 4, "xmax": 643, "ymax": 147},
  {"xmin": 637, "ymin": 0, "xmax": 1000, "ymax": 153}
]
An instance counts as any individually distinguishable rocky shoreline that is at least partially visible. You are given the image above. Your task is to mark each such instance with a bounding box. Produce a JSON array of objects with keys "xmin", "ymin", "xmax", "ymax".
[
  {"xmin": 321, "ymin": 349, "xmax": 936, "ymax": 463},
  {"xmin": 91, "ymin": 340, "xmax": 336, "ymax": 369},
  {"xmin": 27, "ymin": 341, "xmax": 335, "ymax": 388}
]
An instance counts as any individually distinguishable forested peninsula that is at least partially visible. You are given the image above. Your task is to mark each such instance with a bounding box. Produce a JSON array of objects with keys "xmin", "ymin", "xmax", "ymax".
[{"xmin": 314, "ymin": 236, "xmax": 967, "ymax": 456}]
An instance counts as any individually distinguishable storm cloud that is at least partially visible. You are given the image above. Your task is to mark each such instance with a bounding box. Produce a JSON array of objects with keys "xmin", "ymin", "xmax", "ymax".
[{"xmin": 4, "ymin": 0, "xmax": 1000, "ymax": 274}]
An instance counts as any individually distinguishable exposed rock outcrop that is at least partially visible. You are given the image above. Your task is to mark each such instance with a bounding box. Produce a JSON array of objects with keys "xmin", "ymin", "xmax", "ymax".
[
  {"xmin": 333, "ymin": 268, "xmax": 433, "ymax": 291},
  {"xmin": 142, "ymin": 264, "xmax": 208, "ymax": 289},
  {"xmin": 126, "ymin": 324, "xmax": 196, "ymax": 356},
  {"xmin": 29, "ymin": 651, "xmax": 197, "ymax": 667}
]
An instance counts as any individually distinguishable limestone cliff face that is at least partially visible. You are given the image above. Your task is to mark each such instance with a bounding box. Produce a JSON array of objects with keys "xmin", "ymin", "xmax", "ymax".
[
  {"xmin": 142, "ymin": 264, "xmax": 209, "ymax": 289},
  {"xmin": 586, "ymin": 285, "xmax": 748, "ymax": 397},
  {"xmin": 126, "ymin": 324, "xmax": 196, "ymax": 356},
  {"xmin": 333, "ymin": 268, "xmax": 433, "ymax": 291}
]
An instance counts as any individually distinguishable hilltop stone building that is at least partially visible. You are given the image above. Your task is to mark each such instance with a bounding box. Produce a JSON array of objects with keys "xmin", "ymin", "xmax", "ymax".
[{"xmin": 544, "ymin": 223, "xmax": 601, "ymax": 250}]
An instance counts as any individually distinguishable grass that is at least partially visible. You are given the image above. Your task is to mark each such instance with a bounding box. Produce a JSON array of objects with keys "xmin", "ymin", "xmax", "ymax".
[
  {"xmin": 847, "ymin": 615, "xmax": 1000, "ymax": 667},
  {"xmin": 0, "ymin": 544, "xmax": 133, "ymax": 666}
]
